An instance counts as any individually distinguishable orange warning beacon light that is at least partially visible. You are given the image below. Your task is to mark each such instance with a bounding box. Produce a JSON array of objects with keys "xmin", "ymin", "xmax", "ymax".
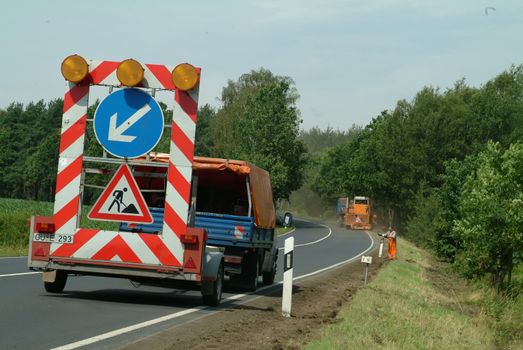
[
  {"xmin": 171, "ymin": 63, "xmax": 200, "ymax": 91},
  {"xmin": 116, "ymin": 58, "xmax": 144, "ymax": 87},
  {"xmin": 61, "ymin": 54, "xmax": 89, "ymax": 83}
]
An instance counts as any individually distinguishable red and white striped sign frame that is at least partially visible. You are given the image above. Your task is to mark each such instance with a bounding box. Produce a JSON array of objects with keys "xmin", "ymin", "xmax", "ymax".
[{"xmin": 50, "ymin": 59, "xmax": 199, "ymax": 269}]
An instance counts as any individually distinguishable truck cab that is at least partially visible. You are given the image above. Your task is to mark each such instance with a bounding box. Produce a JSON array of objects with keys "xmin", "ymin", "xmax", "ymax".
[{"xmin": 344, "ymin": 196, "xmax": 372, "ymax": 230}]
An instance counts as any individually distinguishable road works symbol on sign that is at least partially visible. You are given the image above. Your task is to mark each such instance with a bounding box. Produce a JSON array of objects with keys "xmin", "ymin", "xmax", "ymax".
[
  {"xmin": 88, "ymin": 164, "xmax": 153, "ymax": 224},
  {"xmin": 94, "ymin": 88, "xmax": 164, "ymax": 159}
]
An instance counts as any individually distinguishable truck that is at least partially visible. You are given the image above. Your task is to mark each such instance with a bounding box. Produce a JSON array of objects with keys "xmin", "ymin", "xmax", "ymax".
[
  {"xmin": 336, "ymin": 197, "xmax": 349, "ymax": 226},
  {"xmin": 127, "ymin": 154, "xmax": 278, "ymax": 291},
  {"xmin": 344, "ymin": 196, "xmax": 372, "ymax": 230},
  {"xmin": 28, "ymin": 56, "xmax": 227, "ymax": 306}
]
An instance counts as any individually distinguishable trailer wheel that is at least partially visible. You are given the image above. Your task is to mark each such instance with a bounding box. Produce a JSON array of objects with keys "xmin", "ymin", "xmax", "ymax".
[
  {"xmin": 202, "ymin": 263, "xmax": 223, "ymax": 307},
  {"xmin": 44, "ymin": 270, "xmax": 68, "ymax": 293}
]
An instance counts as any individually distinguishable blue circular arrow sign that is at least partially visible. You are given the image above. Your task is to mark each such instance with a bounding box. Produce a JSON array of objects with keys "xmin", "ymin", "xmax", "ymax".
[{"xmin": 94, "ymin": 88, "xmax": 164, "ymax": 159}]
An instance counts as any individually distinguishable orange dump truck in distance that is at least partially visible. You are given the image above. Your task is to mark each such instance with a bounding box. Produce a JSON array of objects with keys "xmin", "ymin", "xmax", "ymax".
[{"xmin": 344, "ymin": 196, "xmax": 372, "ymax": 230}]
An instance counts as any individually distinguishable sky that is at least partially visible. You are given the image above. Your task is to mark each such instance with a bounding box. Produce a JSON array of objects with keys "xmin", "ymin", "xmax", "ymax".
[{"xmin": 1, "ymin": 0, "xmax": 522, "ymax": 130}]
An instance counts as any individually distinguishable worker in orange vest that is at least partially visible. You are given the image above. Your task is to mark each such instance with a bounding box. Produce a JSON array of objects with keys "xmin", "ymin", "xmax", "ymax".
[{"xmin": 385, "ymin": 226, "xmax": 397, "ymax": 260}]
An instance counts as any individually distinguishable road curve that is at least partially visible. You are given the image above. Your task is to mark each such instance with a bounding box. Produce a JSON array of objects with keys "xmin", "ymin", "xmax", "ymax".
[{"xmin": 0, "ymin": 219, "xmax": 372, "ymax": 350}]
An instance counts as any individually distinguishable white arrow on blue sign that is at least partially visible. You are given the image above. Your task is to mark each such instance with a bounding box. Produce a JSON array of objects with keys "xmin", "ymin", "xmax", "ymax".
[{"xmin": 94, "ymin": 88, "xmax": 164, "ymax": 159}]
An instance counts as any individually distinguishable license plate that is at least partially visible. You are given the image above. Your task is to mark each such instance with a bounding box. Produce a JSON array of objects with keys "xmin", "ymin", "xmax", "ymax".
[{"xmin": 33, "ymin": 233, "xmax": 74, "ymax": 244}]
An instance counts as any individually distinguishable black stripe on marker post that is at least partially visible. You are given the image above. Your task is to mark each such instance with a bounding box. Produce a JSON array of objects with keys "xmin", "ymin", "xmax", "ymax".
[{"xmin": 284, "ymin": 251, "xmax": 293, "ymax": 272}]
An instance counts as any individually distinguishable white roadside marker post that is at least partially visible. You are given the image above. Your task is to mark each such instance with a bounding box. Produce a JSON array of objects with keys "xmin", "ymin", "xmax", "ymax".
[
  {"xmin": 378, "ymin": 234, "xmax": 384, "ymax": 258},
  {"xmin": 282, "ymin": 236, "xmax": 294, "ymax": 317},
  {"xmin": 361, "ymin": 255, "xmax": 372, "ymax": 286}
]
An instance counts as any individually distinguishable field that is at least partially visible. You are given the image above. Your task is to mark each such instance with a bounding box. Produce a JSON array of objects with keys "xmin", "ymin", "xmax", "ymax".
[
  {"xmin": 0, "ymin": 197, "xmax": 119, "ymax": 256},
  {"xmin": 0, "ymin": 198, "xmax": 53, "ymax": 255}
]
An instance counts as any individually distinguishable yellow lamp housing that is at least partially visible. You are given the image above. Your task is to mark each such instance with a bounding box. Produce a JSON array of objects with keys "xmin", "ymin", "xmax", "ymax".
[
  {"xmin": 117, "ymin": 59, "xmax": 144, "ymax": 87},
  {"xmin": 171, "ymin": 63, "xmax": 199, "ymax": 91},
  {"xmin": 61, "ymin": 55, "xmax": 89, "ymax": 83}
]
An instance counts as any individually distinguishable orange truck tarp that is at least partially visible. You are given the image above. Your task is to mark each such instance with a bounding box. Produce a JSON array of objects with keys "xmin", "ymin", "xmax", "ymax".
[{"xmin": 140, "ymin": 153, "xmax": 276, "ymax": 229}]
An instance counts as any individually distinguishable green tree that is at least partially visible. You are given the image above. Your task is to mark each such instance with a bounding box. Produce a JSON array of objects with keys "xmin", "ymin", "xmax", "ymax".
[
  {"xmin": 471, "ymin": 65, "xmax": 523, "ymax": 147},
  {"xmin": 210, "ymin": 68, "xmax": 299, "ymax": 158},
  {"xmin": 453, "ymin": 142, "xmax": 523, "ymax": 291},
  {"xmin": 150, "ymin": 101, "xmax": 172, "ymax": 154},
  {"xmin": 233, "ymin": 80, "xmax": 306, "ymax": 200},
  {"xmin": 208, "ymin": 68, "xmax": 306, "ymax": 201},
  {"xmin": 194, "ymin": 104, "xmax": 215, "ymax": 157},
  {"xmin": 299, "ymin": 125, "xmax": 361, "ymax": 154}
]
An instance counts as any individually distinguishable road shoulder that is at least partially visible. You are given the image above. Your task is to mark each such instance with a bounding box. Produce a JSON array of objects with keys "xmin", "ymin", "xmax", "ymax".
[{"xmin": 122, "ymin": 236, "xmax": 385, "ymax": 350}]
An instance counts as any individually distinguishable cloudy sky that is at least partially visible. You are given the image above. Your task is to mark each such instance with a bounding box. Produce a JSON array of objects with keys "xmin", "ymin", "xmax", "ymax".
[{"xmin": 1, "ymin": 0, "xmax": 522, "ymax": 130}]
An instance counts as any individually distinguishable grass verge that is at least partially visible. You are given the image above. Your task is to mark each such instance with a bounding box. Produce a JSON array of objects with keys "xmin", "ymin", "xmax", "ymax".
[
  {"xmin": 0, "ymin": 244, "xmax": 27, "ymax": 257},
  {"xmin": 276, "ymin": 226, "xmax": 294, "ymax": 235},
  {"xmin": 305, "ymin": 238, "xmax": 523, "ymax": 349}
]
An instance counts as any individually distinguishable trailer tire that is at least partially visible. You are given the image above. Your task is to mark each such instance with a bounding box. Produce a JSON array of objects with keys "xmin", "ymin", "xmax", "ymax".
[
  {"xmin": 202, "ymin": 263, "xmax": 223, "ymax": 307},
  {"xmin": 44, "ymin": 270, "xmax": 68, "ymax": 293}
]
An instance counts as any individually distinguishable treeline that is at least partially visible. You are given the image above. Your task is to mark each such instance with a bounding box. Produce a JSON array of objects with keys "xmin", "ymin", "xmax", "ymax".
[
  {"xmin": 312, "ymin": 65, "xmax": 523, "ymax": 290},
  {"xmin": 0, "ymin": 68, "xmax": 306, "ymax": 204},
  {"xmin": 0, "ymin": 100, "xmax": 62, "ymax": 201}
]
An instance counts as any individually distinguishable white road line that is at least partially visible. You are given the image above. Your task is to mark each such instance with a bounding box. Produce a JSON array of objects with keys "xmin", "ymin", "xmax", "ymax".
[
  {"xmin": 0, "ymin": 272, "xmax": 40, "ymax": 278},
  {"xmin": 0, "ymin": 256, "xmax": 27, "ymax": 260},
  {"xmin": 278, "ymin": 227, "xmax": 296, "ymax": 237},
  {"xmin": 293, "ymin": 230, "xmax": 374, "ymax": 281},
  {"xmin": 50, "ymin": 308, "xmax": 204, "ymax": 350},
  {"xmin": 52, "ymin": 223, "xmax": 375, "ymax": 350},
  {"xmin": 278, "ymin": 222, "xmax": 332, "ymax": 251}
]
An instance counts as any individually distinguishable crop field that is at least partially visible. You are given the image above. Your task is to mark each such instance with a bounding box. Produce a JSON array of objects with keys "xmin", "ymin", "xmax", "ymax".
[
  {"xmin": 0, "ymin": 197, "xmax": 118, "ymax": 256},
  {"xmin": 0, "ymin": 198, "xmax": 53, "ymax": 252}
]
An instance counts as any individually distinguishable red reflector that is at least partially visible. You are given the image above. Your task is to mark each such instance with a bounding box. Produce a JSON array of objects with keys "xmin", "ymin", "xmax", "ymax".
[
  {"xmin": 36, "ymin": 222, "xmax": 55, "ymax": 233},
  {"xmin": 181, "ymin": 234, "xmax": 198, "ymax": 244},
  {"xmin": 184, "ymin": 257, "xmax": 196, "ymax": 269},
  {"xmin": 34, "ymin": 246, "xmax": 46, "ymax": 257},
  {"xmin": 128, "ymin": 223, "xmax": 137, "ymax": 228}
]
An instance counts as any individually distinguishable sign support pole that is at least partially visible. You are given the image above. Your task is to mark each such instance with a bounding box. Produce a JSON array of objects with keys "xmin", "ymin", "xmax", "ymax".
[
  {"xmin": 361, "ymin": 255, "xmax": 372, "ymax": 286},
  {"xmin": 282, "ymin": 236, "xmax": 294, "ymax": 317}
]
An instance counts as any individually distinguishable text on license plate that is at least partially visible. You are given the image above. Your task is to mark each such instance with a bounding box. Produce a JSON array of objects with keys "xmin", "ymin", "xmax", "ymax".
[{"xmin": 33, "ymin": 233, "xmax": 74, "ymax": 244}]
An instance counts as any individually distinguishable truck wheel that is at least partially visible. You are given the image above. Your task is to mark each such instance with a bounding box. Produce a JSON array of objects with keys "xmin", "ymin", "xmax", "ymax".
[
  {"xmin": 44, "ymin": 270, "xmax": 68, "ymax": 293},
  {"xmin": 262, "ymin": 261, "xmax": 276, "ymax": 285},
  {"xmin": 244, "ymin": 253, "xmax": 259, "ymax": 292},
  {"xmin": 202, "ymin": 263, "xmax": 223, "ymax": 307}
]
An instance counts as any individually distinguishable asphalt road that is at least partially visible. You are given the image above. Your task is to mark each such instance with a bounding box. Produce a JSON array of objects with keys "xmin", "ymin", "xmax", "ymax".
[{"xmin": 0, "ymin": 219, "xmax": 373, "ymax": 350}]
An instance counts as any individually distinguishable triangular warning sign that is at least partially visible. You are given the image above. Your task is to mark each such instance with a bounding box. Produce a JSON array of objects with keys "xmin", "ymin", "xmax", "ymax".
[
  {"xmin": 184, "ymin": 257, "xmax": 196, "ymax": 269},
  {"xmin": 88, "ymin": 164, "xmax": 153, "ymax": 224}
]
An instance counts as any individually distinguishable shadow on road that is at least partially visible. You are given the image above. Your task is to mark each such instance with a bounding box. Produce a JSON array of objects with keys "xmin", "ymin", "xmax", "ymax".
[{"xmin": 43, "ymin": 288, "xmax": 203, "ymax": 308}]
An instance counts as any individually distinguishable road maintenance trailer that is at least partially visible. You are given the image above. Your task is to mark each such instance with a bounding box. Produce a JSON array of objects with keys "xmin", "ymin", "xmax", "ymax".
[{"xmin": 27, "ymin": 55, "xmax": 224, "ymax": 306}]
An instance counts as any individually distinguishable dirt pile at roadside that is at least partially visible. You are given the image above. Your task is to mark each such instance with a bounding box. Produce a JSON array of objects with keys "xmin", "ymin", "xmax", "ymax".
[{"xmin": 124, "ymin": 242, "xmax": 385, "ymax": 350}]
